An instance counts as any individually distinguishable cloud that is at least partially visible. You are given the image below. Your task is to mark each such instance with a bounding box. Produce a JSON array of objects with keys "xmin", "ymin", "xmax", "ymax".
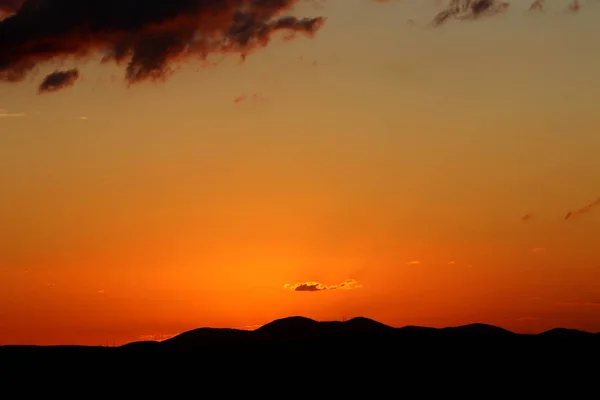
[
  {"xmin": 236, "ymin": 324, "xmax": 262, "ymax": 330},
  {"xmin": 406, "ymin": 260, "xmax": 421, "ymax": 265},
  {"xmin": 97, "ymin": 289, "xmax": 105, "ymax": 294},
  {"xmin": 0, "ymin": 0, "xmax": 22, "ymax": 14},
  {"xmin": 528, "ymin": 0, "xmax": 544, "ymax": 12},
  {"xmin": 447, "ymin": 260, "xmax": 456, "ymax": 265},
  {"xmin": 521, "ymin": 213, "xmax": 533, "ymax": 222},
  {"xmin": 38, "ymin": 69, "xmax": 80, "ymax": 94},
  {"xmin": 566, "ymin": 0, "xmax": 581, "ymax": 13},
  {"xmin": 564, "ymin": 197, "xmax": 600, "ymax": 220},
  {"xmin": 556, "ymin": 300, "xmax": 600, "ymax": 307},
  {"xmin": 284, "ymin": 279, "xmax": 361, "ymax": 292},
  {"xmin": 138, "ymin": 333, "xmax": 177, "ymax": 342},
  {"xmin": 233, "ymin": 92, "xmax": 267, "ymax": 104},
  {"xmin": 0, "ymin": 108, "xmax": 25, "ymax": 117},
  {"xmin": 0, "ymin": 0, "xmax": 325, "ymax": 93},
  {"xmin": 532, "ymin": 247, "xmax": 545, "ymax": 253},
  {"xmin": 430, "ymin": 0, "xmax": 510, "ymax": 27}
]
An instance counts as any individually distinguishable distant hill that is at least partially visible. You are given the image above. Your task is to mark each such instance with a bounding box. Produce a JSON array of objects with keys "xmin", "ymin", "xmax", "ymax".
[
  {"xmin": 2, "ymin": 317, "xmax": 597, "ymax": 351},
  {"xmin": 104, "ymin": 316, "xmax": 599, "ymax": 354},
  {"xmin": 1, "ymin": 316, "xmax": 598, "ymax": 369},
  {"xmin": 1, "ymin": 316, "xmax": 598, "ymax": 388}
]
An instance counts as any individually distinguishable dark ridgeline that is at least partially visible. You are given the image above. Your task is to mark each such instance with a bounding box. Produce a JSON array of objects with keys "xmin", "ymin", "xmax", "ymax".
[{"xmin": 1, "ymin": 316, "xmax": 598, "ymax": 388}]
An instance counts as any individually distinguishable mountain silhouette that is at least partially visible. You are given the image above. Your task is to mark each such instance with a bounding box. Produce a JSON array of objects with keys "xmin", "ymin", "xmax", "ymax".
[
  {"xmin": 1, "ymin": 316, "xmax": 598, "ymax": 387},
  {"xmin": 3, "ymin": 317, "xmax": 597, "ymax": 351}
]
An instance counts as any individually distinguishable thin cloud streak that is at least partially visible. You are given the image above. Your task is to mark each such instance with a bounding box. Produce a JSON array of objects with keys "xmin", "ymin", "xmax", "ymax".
[
  {"xmin": 565, "ymin": 197, "xmax": 600, "ymax": 220},
  {"xmin": 0, "ymin": 109, "xmax": 25, "ymax": 118}
]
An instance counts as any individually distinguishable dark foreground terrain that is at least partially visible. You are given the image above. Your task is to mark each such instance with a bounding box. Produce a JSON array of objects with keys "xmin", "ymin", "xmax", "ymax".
[{"xmin": 1, "ymin": 316, "xmax": 599, "ymax": 392}]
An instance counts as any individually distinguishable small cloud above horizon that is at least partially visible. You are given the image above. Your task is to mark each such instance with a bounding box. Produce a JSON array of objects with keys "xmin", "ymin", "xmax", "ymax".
[
  {"xmin": 284, "ymin": 279, "xmax": 361, "ymax": 292},
  {"xmin": 236, "ymin": 324, "xmax": 262, "ymax": 331},
  {"xmin": 138, "ymin": 333, "xmax": 178, "ymax": 342}
]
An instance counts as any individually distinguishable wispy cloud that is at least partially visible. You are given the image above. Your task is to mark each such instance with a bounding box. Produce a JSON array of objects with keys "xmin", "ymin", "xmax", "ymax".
[
  {"xmin": 233, "ymin": 92, "xmax": 267, "ymax": 104},
  {"xmin": 556, "ymin": 300, "xmax": 600, "ymax": 307},
  {"xmin": 532, "ymin": 247, "xmax": 545, "ymax": 253},
  {"xmin": 515, "ymin": 316, "xmax": 540, "ymax": 322},
  {"xmin": 406, "ymin": 260, "xmax": 421, "ymax": 265},
  {"xmin": 235, "ymin": 324, "xmax": 262, "ymax": 331},
  {"xmin": 138, "ymin": 333, "xmax": 178, "ymax": 342},
  {"xmin": 0, "ymin": 108, "xmax": 25, "ymax": 118},
  {"xmin": 284, "ymin": 279, "xmax": 361, "ymax": 292},
  {"xmin": 430, "ymin": 0, "xmax": 510, "ymax": 27},
  {"xmin": 565, "ymin": 197, "xmax": 600, "ymax": 220}
]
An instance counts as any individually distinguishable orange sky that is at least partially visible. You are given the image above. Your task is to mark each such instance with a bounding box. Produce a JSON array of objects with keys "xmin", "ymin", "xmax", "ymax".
[{"xmin": 1, "ymin": 0, "xmax": 599, "ymax": 345}]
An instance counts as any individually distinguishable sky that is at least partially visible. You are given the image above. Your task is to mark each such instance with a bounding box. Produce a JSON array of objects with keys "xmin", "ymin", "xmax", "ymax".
[{"xmin": 1, "ymin": 0, "xmax": 599, "ymax": 345}]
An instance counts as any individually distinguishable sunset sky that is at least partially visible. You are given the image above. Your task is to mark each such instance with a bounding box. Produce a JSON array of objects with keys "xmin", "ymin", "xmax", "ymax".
[{"xmin": 1, "ymin": 0, "xmax": 599, "ymax": 345}]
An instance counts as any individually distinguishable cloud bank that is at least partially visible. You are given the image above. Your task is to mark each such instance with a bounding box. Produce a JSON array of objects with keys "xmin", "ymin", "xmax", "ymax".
[{"xmin": 0, "ymin": 0, "xmax": 325, "ymax": 93}]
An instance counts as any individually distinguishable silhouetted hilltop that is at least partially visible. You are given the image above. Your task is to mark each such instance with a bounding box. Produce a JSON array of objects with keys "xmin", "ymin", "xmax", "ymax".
[
  {"xmin": 255, "ymin": 316, "xmax": 320, "ymax": 338},
  {"xmin": 252, "ymin": 316, "xmax": 394, "ymax": 341},
  {"xmin": 539, "ymin": 328, "xmax": 596, "ymax": 339},
  {"xmin": 2, "ymin": 316, "xmax": 599, "ymax": 361},
  {"xmin": 344, "ymin": 316, "xmax": 395, "ymax": 332},
  {"xmin": 119, "ymin": 340, "xmax": 160, "ymax": 349},
  {"xmin": 162, "ymin": 327, "xmax": 252, "ymax": 347},
  {"xmin": 440, "ymin": 323, "xmax": 517, "ymax": 337},
  {"xmin": 1, "ymin": 316, "xmax": 598, "ymax": 386}
]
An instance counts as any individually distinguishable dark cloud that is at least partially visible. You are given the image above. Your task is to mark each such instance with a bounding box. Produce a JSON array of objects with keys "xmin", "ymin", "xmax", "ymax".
[
  {"xmin": 564, "ymin": 197, "xmax": 600, "ymax": 220},
  {"xmin": 38, "ymin": 68, "xmax": 79, "ymax": 94},
  {"xmin": 0, "ymin": 0, "xmax": 23, "ymax": 13},
  {"xmin": 430, "ymin": 0, "xmax": 510, "ymax": 27},
  {"xmin": 0, "ymin": 0, "xmax": 326, "ymax": 91}
]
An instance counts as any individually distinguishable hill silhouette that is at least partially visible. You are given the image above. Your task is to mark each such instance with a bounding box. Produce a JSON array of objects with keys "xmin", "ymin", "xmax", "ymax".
[
  {"xmin": 1, "ymin": 316, "xmax": 598, "ymax": 387},
  {"xmin": 3, "ymin": 316, "xmax": 598, "ymax": 352}
]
